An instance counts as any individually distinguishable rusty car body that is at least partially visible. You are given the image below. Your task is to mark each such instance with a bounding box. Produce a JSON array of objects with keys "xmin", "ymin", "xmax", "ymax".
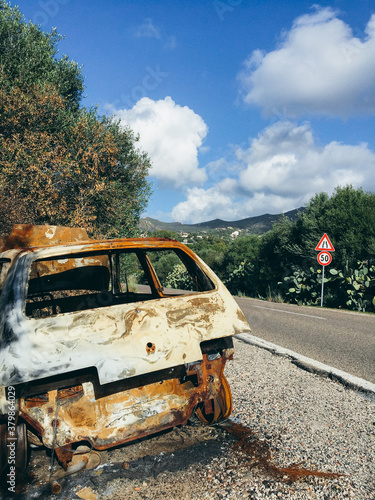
[{"xmin": 0, "ymin": 224, "xmax": 250, "ymax": 478}]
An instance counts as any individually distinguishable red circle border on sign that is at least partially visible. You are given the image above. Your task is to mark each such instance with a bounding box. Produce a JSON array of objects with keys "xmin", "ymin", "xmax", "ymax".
[{"xmin": 317, "ymin": 251, "xmax": 332, "ymax": 266}]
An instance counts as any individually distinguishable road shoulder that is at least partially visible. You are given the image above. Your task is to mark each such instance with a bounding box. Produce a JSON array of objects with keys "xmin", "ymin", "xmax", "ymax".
[{"xmin": 236, "ymin": 332, "xmax": 375, "ymax": 400}]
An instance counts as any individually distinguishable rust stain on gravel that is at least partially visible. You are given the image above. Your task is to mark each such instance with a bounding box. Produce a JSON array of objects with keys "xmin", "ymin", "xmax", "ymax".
[{"xmin": 220, "ymin": 420, "xmax": 344, "ymax": 482}]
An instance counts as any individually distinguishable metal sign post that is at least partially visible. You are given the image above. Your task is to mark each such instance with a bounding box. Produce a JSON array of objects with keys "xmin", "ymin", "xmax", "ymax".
[{"xmin": 315, "ymin": 236, "xmax": 335, "ymax": 307}]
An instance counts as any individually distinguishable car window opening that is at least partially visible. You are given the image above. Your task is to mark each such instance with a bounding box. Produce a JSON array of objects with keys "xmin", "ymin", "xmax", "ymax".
[{"xmin": 25, "ymin": 249, "xmax": 215, "ymax": 318}]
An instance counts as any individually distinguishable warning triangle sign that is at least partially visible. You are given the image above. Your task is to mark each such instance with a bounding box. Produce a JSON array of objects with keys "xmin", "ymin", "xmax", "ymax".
[{"xmin": 315, "ymin": 233, "xmax": 335, "ymax": 252}]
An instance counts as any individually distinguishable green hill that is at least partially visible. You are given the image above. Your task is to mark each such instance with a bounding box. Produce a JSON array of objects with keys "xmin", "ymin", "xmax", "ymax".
[{"xmin": 139, "ymin": 208, "xmax": 303, "ymax": 235}]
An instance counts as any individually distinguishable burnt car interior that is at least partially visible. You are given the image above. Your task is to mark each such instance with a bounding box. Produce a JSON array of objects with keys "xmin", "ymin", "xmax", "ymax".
[{"xmin": 26, "ymin": 248, "xmax": 215, "ymax": 318}]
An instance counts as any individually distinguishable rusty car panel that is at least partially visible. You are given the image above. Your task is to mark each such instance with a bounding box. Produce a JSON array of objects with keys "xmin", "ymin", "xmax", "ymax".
[{"xmin": 0, "ymin": 225, "xmax": 250, "ymax": 479}]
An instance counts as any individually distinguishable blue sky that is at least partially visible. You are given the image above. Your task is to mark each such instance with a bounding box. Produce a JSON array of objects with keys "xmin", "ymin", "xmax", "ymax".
[{"xmin": 14, "ymin": 0, "xmax": 375, "ymax": 223}]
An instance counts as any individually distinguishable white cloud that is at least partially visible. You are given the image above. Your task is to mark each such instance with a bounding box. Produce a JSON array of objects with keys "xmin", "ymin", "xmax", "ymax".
[
  {"xmin": 114, "ymin": 97, "xmax": 208, "ymax": 188},
  {"xmin": 170, "ymin": 121, "xmax": 375, "ymax": 223},
  {"xmin": 171, "ymin": 182, "xmax": 304, "ymax": 224},
  {"xmin": 238, "ymin": 7, "xmax": 375, "ymax": 117},
  {"xmin": 238, "ymin": 121, "xmax": 373, "ymax": 196},
  {"xmin": 171, "ymin": 181, "xmax": 239, "ymax": 223}
]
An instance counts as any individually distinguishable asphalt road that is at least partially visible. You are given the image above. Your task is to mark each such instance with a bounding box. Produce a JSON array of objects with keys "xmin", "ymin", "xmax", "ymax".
[{"xmin": 234, "ymin": 297, "xmax": 375, "ymax": 384}]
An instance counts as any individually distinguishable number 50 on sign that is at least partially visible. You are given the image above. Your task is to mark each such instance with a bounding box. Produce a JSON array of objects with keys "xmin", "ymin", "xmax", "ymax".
[{"xmin": 317, "ymin": 251, "xmax": 332, "ymax": 266}]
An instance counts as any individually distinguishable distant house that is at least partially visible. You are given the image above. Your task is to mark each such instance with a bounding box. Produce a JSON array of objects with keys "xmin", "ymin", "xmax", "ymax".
[{"xmin": 230, "ymin": 230, "xmax": 240, "ymax": 239}]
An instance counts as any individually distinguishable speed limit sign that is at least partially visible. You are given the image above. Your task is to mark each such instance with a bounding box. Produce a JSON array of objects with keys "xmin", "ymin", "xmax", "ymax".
[
  {"xmin": 317, "ymin": 251, "xmax": 332, "ymax": 266},
  {"xmin": 316, "ymin": 235, "xmax": 334, "ymax": 307}
]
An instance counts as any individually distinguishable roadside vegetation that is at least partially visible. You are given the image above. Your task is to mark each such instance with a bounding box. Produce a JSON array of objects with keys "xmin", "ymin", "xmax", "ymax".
[
  {"xmin": 0, "ymin": 1, "xmax": 151, "ymax": 238},
  {"xmin": 150, "ymin": 186, "xmax": 375, "ymax": 313}
]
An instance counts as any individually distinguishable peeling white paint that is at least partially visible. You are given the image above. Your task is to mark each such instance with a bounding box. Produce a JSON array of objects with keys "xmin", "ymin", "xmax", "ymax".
[{"xmin": 45, "ymin": 227, "xmax": 57, "ymax": 239}]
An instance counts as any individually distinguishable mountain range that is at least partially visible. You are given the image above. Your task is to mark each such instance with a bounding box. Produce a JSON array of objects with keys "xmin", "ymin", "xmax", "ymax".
[{"xmin": 139, "ymin": 208, "xmax": 303, "ymax": 235}]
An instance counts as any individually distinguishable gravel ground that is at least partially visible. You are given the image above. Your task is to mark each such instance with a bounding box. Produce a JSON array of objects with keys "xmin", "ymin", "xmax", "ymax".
[{"xmin": 2, "ymin": 338, "xmax": 374, "ymax": 499}]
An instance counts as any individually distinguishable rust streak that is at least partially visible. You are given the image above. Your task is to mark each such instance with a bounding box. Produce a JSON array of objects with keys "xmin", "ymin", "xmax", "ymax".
[{"xmin": 222, "ymin": 421, "xmax": 344, "ymax": 482}]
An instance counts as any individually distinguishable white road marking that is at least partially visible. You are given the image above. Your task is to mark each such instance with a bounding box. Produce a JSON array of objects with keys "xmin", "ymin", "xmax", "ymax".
[{"xmin": 253, "ymin": 305, "xmax": 326, "ymax": 320}]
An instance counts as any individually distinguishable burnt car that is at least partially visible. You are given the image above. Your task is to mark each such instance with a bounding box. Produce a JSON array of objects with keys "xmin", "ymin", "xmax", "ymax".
[{"xmin": 0, "ymin": 224, "xmax": 250, "ymax": 483}]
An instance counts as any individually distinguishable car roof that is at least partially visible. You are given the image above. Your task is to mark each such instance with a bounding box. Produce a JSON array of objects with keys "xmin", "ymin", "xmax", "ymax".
[{"xmin": 0, "ymin": 224, "xmax": 182, "ymax": 253}]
